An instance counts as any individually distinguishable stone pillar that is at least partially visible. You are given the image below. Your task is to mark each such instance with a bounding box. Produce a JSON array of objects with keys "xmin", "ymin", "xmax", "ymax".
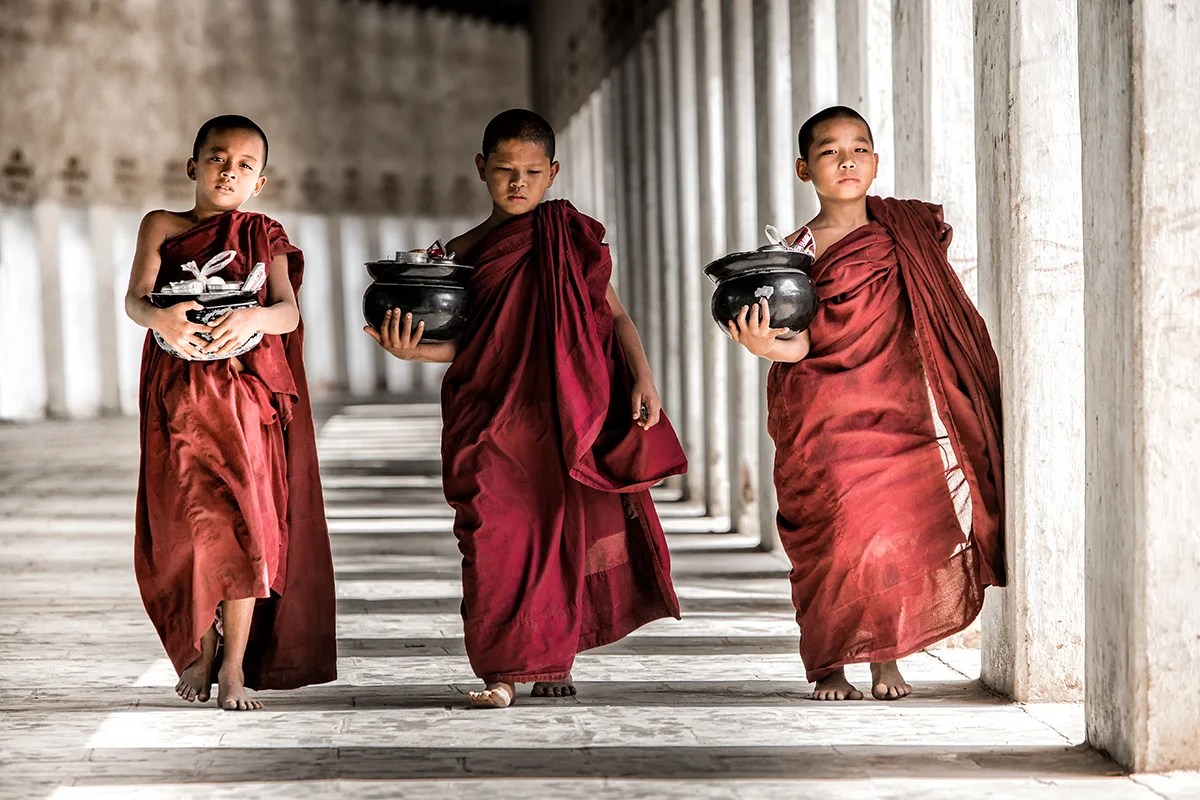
[
  {"xmin": 290, "ymin": 214, "xmax": 342, "ymax": 394},
  {"xmin": 697, "ymin": 0, "xmax": 732, "ymax": 526},
  {"xmin": 893, "ymin": 0, "xmax": 978, "ymax": 296},
  {"xmin": 674, "ymin": 0, "xmax": 709, "ymax": 505},
  {"xmin": 723, "ymin": 0, "xmax": 762, "ymax": 538},
  {"xmin": 0, "ymin": 206, "xmax": 49, "ymax": 420},
  {"xmin": 752, "ymin": 0, "xmax": 796, "ymax": 551},
  {"xmin": 621, "ymin": 53, "xmax": 648, "ymax": 342},
  {"xmin": 835, "ymin": 0, "xmax": 894, "ymax": 196},
  {"xmin": 640, "ymin": 37, "xmax": 666, "ymax": 382},
  {"xmin": 655, "ymin": 11, "xmax": 685, "ymax": 457},
  {"xmin": 605, "ymin": 66, "xmax": 629, "ymax": 294},
  {"xmin": 1078, "ymin": 0, "xmax": 1200, "ymax": 773},
  {"xmin": 790, "ymin": 0, "xmax": 839, "ymax": 222},
  {"xmin": 974, "ymin": 0, "xmax": 1085, "ymax": 702},
  {"xmin": 112, "ymin": 210, "xmax": 143, "ymax": 416}
]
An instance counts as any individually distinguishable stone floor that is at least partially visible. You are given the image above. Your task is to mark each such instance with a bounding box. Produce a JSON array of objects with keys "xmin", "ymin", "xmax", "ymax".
[{"xmin": 2, "ymin": 402, "xmax": 1198, "ymax": 799}]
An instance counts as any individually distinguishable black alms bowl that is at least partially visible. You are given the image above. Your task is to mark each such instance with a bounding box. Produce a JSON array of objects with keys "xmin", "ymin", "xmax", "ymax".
[
  {"xmin": 703, "ymin": 245, "xmax": 819, "ymax": 336},
  {"xmin": 362, "ymin": 251, "xmax": 475, "ymax": 341},
  {"xmin": 362, "ymin": 281, "xmax": 470, "ymax": 342}
]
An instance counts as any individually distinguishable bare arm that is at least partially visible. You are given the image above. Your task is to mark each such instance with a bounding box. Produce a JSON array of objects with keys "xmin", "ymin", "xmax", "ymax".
[
  {"xmin": 607, "ymin": 283, "xmax": 662, "ymax": 429},
  {"xmin": 124, "ymin": 212, "xmax": 210, "ymax": 356},
  {"xmin": 205, "ymin": 253, "xmax": 300, "ymax": 357}
]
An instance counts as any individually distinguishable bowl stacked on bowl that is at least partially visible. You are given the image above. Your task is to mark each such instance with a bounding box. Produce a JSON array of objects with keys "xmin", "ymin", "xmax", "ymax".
[
  {"xmin": 362, "ymin": 251, "xmax": 474, "ymax": 341},
  {"xmin": 702, "ymin": 243, "xmax": 819, "ymax": 337}
]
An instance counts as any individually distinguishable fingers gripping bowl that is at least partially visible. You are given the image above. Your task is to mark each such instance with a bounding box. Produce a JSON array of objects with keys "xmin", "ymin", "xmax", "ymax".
[
  {"xmin": 702, "ymin": 244, "xmax": 819, "ymax": 337},
  {"xmin": 362, "ymin": 251, "xmax": 474, "ymax": 342}
]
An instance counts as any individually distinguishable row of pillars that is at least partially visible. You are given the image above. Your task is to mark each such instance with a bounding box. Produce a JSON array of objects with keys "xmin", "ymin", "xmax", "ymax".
[{"xmin": 546, "ymin": 0, "xmax": 1200, "ymax": 773}]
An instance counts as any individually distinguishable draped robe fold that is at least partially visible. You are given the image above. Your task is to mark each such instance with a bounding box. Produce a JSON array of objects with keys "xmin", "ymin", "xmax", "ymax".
[
  {"xmin": 767, "ymin": 196, "xmax": 1005, "ymax": 681},
  {"xmin": 135, "ymin": 210, "xmax": 336, "ymax": 690},
  {"xmin": 441, "ymin": 200, "xmax": 687, "ymax": 684}
]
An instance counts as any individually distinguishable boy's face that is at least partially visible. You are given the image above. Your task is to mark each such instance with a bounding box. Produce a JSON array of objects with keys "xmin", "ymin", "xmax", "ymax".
[
  {"xmin": 187, "ymin": 128, "xmax": 267, "ymax": 210},
  {"xmin": 475, "ymin": 139, "xmax": 559, "ymax": 217},
  {"xmin": 796, "ymin": 118, "xmax": 878, "ymax": 202}
]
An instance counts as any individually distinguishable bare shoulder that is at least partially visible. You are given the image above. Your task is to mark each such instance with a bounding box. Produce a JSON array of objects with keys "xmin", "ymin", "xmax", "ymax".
[
  {"xmin": 138, "ymin": 209, "xmax": 192, "ymax": 245},
  {"xmin": 446, "ymin": 220, "xmax": 493, "ymax": 263}
]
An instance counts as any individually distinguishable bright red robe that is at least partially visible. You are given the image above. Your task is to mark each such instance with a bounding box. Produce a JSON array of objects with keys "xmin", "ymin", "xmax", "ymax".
[
  {"xmin": 767, "ymin": 197, "xmax": 1004, "ymax": 682},
  {"xmin": 441, "ymin": 200, "xmax": 687, "ymax": 684},
  {"xmin": 135, "ymin": 210, "xmax": 336, "ymax": 689}
]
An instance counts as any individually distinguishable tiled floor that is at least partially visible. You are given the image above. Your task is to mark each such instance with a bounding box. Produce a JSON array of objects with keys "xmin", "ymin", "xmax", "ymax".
[{"xmin": 2, "ymin": 404, "xmax": 1198, "ymax": 799}]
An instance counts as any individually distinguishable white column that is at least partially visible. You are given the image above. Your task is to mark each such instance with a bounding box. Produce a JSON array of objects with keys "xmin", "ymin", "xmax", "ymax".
[
  {"xmin": 604, "ymin": 68, "xmax": 629, "ymax": 294},
  {"xmin": 655, "ymin": 11, "xmax": 685, "ymax": 460},
  {"xmin": 697, "ymin": 0, "xmax": 732, "ymax": 526},
  {"xmin": 836, "ymin": 0, "xmax": 894, "ymax": 197},
  {"xmin": 723, "ymin": 0, "xmax": 762, "ymax": 539},
  {"xmin": 621, "ymin": 54, "xmax": 648, "ymax": 339},
  {"xmin": 0, "ymin": 206, "xmax": 49, "ymax": 420},
  {"xmin": 112, "ymin": 210, "xmax": 143, "ymax": 416},
  {"xmin": 55, "ymin": 207, "xmax": 103, "ymax": 418},
  {"xmin": 893, "ymin": 0, "xmax": 978, "ymax": 296},
  {"xmin": 674, "ymin": 0, "xmax": 709, "ymax": 506},
  {"xmin": 753, "ymin": 0, "xmax": 796, "ymax": 551},
  {"xmin": 32, "ymin": 201, "xmax": 73, "ymax": 418},
  {"xmin": 974, "ymin": 0, "xmax": 1085, "ymax": 703},
  {"xmin": 640, "ymin": 37, "xmax": 666, "ymax": 383},
  {"xmin": 87, "ymin": 205, "xmax": 121, "ymax": 414},
  {"xmin": 339, "ymin": 215, "xmax": 378, "ymax": 397},
  {"xmin": 290, "ymin": 214, "xmax": 343, "ymax": 394},
  {"xmin": 1079, "ymin": 0, "xmax": 1200, "ymax": 773},
  {"xmin": 790, "ymin": 0, "xmax": 839, "ymax": 223}
]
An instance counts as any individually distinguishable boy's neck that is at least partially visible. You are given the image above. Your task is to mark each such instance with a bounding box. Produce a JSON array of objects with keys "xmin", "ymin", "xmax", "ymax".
[
  {"xmin": 186, "ymin": 202, "xmax": 238, "ymax": 223},
  {"xmin": 813, "ymin": 196, "xmax": 869, "ymax": 230}
]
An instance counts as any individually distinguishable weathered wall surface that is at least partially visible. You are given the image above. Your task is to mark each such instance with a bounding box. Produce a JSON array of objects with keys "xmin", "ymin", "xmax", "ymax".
[{"xmin": 0, "ymin": 0, "xmax": 529, "ymax": 215}]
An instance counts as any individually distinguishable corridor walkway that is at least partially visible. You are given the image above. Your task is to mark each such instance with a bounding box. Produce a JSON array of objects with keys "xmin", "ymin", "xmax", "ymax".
[{"xmin": 1, "ymin": 404, "xmax": 1192, "ymax": 799}]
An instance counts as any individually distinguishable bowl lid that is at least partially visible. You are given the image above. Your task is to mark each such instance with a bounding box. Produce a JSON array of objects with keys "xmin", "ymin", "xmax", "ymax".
[
  {"xmin": 702, "ymin": 245, "xmax": 814, "ymax": 284},
  {"xmin": 366, "ymin": 250, "xmax": 474, "ymax": 270}
]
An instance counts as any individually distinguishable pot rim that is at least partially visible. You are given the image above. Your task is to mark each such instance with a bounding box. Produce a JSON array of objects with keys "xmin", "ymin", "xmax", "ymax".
[{"xmin": 702, "ymin": 248, "xmax": 815, "ymax": 284}]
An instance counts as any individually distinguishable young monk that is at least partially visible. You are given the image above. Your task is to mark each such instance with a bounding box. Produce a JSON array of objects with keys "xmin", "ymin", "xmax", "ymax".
[
  {"xmin": 366, "ymin": 108, "xmax": 687, "ymax": 708},
  {"xmin": 126, "ymin": 115, "xmax": 336, "ymax": 710},
  {"xmin": 729, "ymin": 106, "xmax": 1004, "ymax": 701}
]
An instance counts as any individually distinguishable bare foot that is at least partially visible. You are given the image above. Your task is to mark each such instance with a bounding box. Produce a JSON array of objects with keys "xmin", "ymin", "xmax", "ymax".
[
  {"xmin": 217, "ymin": 664, "xmax": 264, "ymax": 711},
  {"xmin": 870, "ymin": 660, "xmax": 913, "ymax": 700},
  {"xmin": 175, "ymin": 654, "xmax": 216, "ymax": 703},
  {"xmin": 531, "ymin": 672, "xmax": 577, "ymax": 698},
  {"xmin": 175, "ymin": 623, "xmax": 219, "ymax": 703},
  {"xmin": 810, "ymin": 667, "xmax": 864, "ymax": 701},
  {"xmin": 468, "ymin": 681, "xmax": 515, "ymax": 709}
]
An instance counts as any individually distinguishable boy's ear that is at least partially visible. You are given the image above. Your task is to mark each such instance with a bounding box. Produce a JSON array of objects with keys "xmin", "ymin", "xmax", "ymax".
[
  {"xmin": 475, "ymin": 153, "xmax": 487, "ymax": 180},
  {"xmin": 796, "ymin": 157, "xmax": 811, "ymax": 183},
  {"xmin": 547, "ymin": 160, "xmax": 560, "ymax": 185},
  {"xmin": 186, "ymin": 158, "xmax": 197, "ymax": 182},
  {"xmin": 251, "ymin": 175, "xmax": 267, "ymax": 197}
]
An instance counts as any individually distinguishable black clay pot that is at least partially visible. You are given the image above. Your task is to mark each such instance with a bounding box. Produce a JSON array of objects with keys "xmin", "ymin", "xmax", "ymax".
[
  {"xmin": 703, "ymin": 245, "xmax": 818, "ymax": 336},
  {"xmin": 362, "ymin": 252, "xmax": 473, "ymax": 342}
]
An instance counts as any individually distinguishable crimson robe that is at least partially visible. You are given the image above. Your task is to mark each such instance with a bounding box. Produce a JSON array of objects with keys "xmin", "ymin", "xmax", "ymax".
[
  {"xmin": 767, "ymin": 196, "xmax": 1004, "ymax": 682},
  {"xmin": 441, "ymin": 200, "xmax": 687, "ymax": 684},
  {"xmin": 135, "ymin": 210, "xmax": 336, "ymax": 690}
]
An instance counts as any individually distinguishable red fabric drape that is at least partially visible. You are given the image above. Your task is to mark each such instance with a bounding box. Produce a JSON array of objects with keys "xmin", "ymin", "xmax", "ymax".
[
  {"xmin": 441, "ymin": 200, "xmax": 686, "ymax": 684},
  {"xmin": 767, "ymin": 196, "xmax": 1004, "ymax": 681},
  {"xmin": 135, "ymin": 210, "xmax": 336, "ymax": 690}
]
